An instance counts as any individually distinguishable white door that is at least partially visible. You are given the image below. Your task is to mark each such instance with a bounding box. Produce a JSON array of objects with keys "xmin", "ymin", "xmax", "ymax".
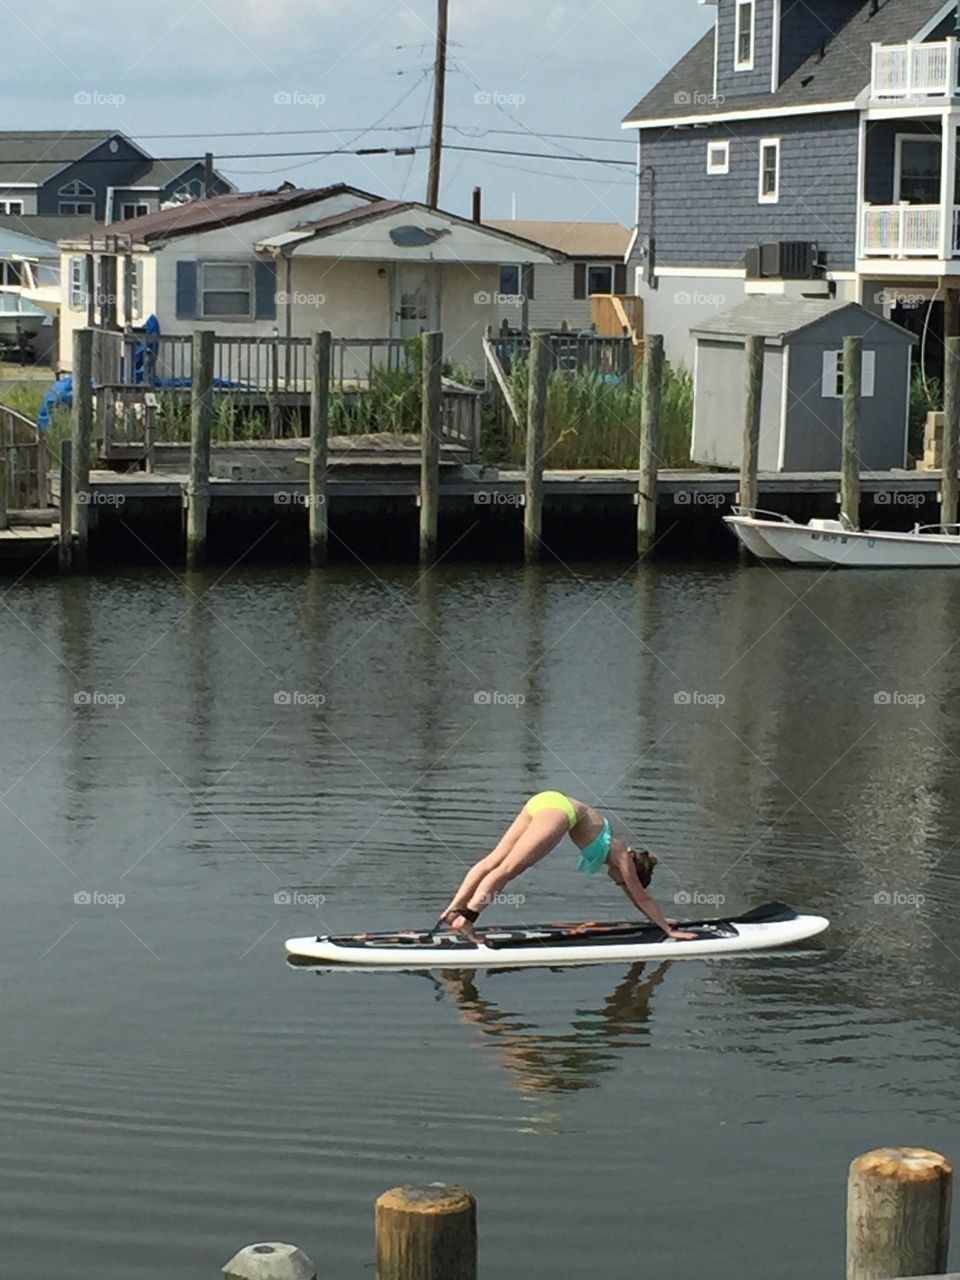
[{"xmin": 395, "ymin": 266, "xmax": 435, "ymax": 339}]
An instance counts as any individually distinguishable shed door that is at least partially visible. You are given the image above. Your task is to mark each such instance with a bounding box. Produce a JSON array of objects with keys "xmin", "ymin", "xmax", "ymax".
[{"xmin": 395, "ymin": 266, "xmax": 435, "ymax": 339}]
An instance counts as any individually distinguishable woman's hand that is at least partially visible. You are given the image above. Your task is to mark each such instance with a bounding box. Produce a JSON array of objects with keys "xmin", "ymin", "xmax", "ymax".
[{"xmin": 667, "ymin": 928, "xmax": 698, "ymax": 941}]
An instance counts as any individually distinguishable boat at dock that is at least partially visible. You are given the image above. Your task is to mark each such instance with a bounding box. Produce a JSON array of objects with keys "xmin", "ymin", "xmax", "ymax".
[{"xmin": 725, "ymin": 509, "xmax": 960, "ymax": 568}]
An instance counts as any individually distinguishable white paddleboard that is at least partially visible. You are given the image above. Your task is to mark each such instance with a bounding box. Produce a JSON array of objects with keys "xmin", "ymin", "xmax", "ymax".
[{"xmin": 285, "ymin": 902, "xmax": 829, "ymax": 970}]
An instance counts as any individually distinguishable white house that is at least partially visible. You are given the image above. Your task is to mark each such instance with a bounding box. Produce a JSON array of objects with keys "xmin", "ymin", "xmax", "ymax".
[
  {"xmin": 482, "ymin": 220, "xmax": 632, "ymax": 332},
  {"xmin": 57, "ymin": 184, "xmax": 561, "ymax": 373}
]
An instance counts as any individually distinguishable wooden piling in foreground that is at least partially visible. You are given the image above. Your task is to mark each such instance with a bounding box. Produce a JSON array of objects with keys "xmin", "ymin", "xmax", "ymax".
[
  {"xmin": 70, "ymin": 328, "xmax": 94, "ymax": 570},
  {"xmin": 847, "ymin": 1147, "xmax": 953, "ymax": 1280},
  {"xmin": 222, "ymin": 1242, "xmax": 316, "ymax": 1280},
  {"xmin": 186, "ymin": 330, "xmax": 215, "ymax": 571},
  {"xmin": 376, "ymin": 1184, "xmax": 477, "ymax": 1280},
  {"xmin": 941, "ymin": 336, "xmax": 960, "ymax": 530},
  {"xmin": 419, "ymin": 331, "xmax": 443, "ymax": 564},
  {"xmin": 841, "ymin": 335, "xmax": 863, "ymax": 530},
  {"xmin": 0, "ymin": 455, "xmax": 8, "ymax": 532},
  {"xmin": 524, "ymin": 331, "xmax": 551, "ymax": 563},
  {"xmin": 58, "ymin": 440, "xmax": 74, "ymax": 572},
  {"xmin": 739, "ymin": 334, "xmax": 764, "ymax": 534},
  {"xmin": 308, "ymin": 331, "xmax": 332, "ymax": 566},
  {"xmin": 637, "ymin": 333, "xmax": 664, "ymax": 557}
]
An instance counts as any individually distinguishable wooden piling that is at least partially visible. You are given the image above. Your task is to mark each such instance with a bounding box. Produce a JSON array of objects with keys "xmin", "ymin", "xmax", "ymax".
[
  {"xmin": 222, "ymin": 1242, "xmax": 316, "ymax": 1280},
  {"xmin": 941, "ymin": 336, "xmax": 960, "ymax": 529},
  {"xmin": 841, "ymin": 335, "xmax": 863, "ymax": 530},
  {"xmin": 637, "ymin": 333, "xmax": 664, "ymax": 557},
  {"xmin": 419, "ymin": 331, "xmax": 443, "ymax": 564},
  {"xmin": 739, "ymin": 334, "xmax": 764, "ymax": 526},
  {"xmin": 0, "ymin": 455, "xmax": 7, "ymax": 532},
  {"xmin": 375, "ymin": 1184, "xmax": 477, "ymax": 1280},
  {"xmin": 70, "ymin": 328, "xmax": 94, "ymax": 570},
  {"xmin": 308, "ymin": 331, "xmax": 332, "ymax": 566},
  {"xmin": 186, "ymin": 329, "xmax": 215, "ymax": 571},
  {"xmin": 847, "ymin": 1147, "xmax": 953, "ymax": 1280},
  {"xmin": 524, "ymin": 330, "xmax": 551, "ymax": 563},
  {"xmin": 58, "ymin": 440, "xmax": 74, "ymax": 572}
]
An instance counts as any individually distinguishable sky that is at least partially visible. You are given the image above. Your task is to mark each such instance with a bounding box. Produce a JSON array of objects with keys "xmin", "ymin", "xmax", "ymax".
[{"xmin": 4, "ymin": 0, "xmax": 712, "ymax": 227}]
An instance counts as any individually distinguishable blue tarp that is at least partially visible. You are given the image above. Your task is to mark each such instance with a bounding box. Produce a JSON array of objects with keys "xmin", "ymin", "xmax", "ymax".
[{"xmin": 36, "ymin": 316, "xmax": 246, "ymax": 431}]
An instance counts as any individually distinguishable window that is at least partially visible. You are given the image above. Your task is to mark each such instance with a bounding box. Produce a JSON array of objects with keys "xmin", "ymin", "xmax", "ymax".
[
  {"xmin": 199, "ymin": 261, "xmax": 253, "ymax": 318},
  {"xmin": 821, "ymin": 350, "xmax": 877, "ymax": 399},
  {"xmin": 69, "ymin": 256, "xmax": 88, "ymax": 309},
  {"xmin": 0, "ymin": 200, "xmax": 24, "ymax": 215},
  {"xmin": 735, "ymin": 0, "xmax": 755, "ymax": 71},
  {"xmin": 759, "ymin": 138, "xmax": 781, "ymax": 203},
  {"xmin": 707, "ymin": 141, "xmax": 730, "ymax": 175},
  {"xmin": 896, "ymin": 136, "xmax": 940, "ymax": 204},
  {"xmin": 59, "ymin": 179, "xmax": 95, "ymax": 217},
  {"xmin": 1, "ymin": 261, "xmax": 23, "ymax": 286},
  {"xmin": 121, "ymin": 203, "xmax": 150, "ymax": 220},
  {"xmin": 499, "ymin": 264, "xmax": 521, "ymax": 296},
  {"xmin": 175, "ymin": 178, "xmax": 205, "ymax": 200},
  {"xmin": 586, "ymin": 264, "xmax": 614, "ymax": 295},
  {"xmin": 126, "ymin": 258, "xmax": 143, "ymax": 319}
]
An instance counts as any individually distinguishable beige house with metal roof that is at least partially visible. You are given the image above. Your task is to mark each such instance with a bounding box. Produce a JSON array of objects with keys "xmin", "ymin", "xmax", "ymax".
[{"xmin": 482, "ymin": 220, "xmax": 632, "ymax": 333}]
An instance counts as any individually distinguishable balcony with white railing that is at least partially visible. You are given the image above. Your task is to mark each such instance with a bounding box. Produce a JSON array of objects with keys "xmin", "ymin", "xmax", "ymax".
[
  {"xmin": 860, "ymin": 204, "xmax": 960, "ymax": 260},
  {"xmin": 871, "ymin": 39, "xmax": 960, "ymax": 102}
]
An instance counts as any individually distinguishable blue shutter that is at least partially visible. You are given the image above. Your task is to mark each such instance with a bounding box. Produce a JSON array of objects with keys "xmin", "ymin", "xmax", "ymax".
[
  {"xmin": 176, "ymin": 261, "xmax": 198, "ymax": 319},
  {"xmin": 254, "ymin": 260, "xmax": 278, "ymax": 320}
]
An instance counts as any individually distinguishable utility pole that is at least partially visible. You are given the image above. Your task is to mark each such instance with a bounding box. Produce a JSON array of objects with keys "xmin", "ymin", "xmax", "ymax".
[{"xmin": 427, "ymin": 0, "xmax": 449, "ymax": 207}]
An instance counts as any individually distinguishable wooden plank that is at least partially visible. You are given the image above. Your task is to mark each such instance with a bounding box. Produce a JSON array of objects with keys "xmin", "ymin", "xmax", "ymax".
[
  {"xmin": 482, "ymin": 335, "xmax": 521, "ymax": 428},
  {"xmin": 309, "ymin": 332, "xmax": 332, "ymax": 566}
]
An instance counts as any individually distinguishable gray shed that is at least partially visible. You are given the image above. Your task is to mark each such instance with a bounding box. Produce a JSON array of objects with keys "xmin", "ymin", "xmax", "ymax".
[{"xmin": 691, "ymin": 299, "xmax": 917, "ymax": 472}]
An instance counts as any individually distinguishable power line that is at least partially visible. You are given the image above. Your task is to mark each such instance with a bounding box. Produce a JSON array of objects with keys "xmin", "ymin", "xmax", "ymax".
[{"xmin": 125, "ymin": 125, "xmax": 634, "ymax": 146}]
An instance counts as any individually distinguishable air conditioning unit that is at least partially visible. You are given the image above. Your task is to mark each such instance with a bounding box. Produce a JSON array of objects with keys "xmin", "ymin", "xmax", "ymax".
[
  {"xmin": 761, "ymin": 241, "xmax": 821, "ymax": 279},
  {"xmin": 744, "ymin": 246, "xmax": 763, "ymax": 279}
]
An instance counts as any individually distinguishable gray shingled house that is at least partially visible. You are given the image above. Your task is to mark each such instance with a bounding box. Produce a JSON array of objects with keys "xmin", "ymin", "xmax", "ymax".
[
  {"xmin": 691, "ymin": 298, "xmax": 916, "ymax": 471},
  {"xmin": 622, "ymin": 0, "xmax": 960, "ymax": 371},
  {"xmin": 0, "ymin": 131, "xmax": 233, "ymax": 228}
]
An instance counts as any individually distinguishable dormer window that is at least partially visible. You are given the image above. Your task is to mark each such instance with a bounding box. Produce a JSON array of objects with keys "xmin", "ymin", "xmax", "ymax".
[
  {"xmin": 59, "ymin": 179, "xmax": 95, "ymax": 216},
  {"xmin": 735, "ymin": 0, "xmax": 755, "ymax": 71}
]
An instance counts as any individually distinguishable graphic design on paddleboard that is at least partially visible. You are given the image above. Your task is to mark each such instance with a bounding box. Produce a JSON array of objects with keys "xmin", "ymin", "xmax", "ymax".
[{"xmin": 285, "ymin": 902, "xmax": 829, "ymax": 969}]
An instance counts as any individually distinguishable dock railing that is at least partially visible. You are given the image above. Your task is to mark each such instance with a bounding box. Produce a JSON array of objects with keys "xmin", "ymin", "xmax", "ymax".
[{"xmin": 0, "ymin": 404, "xmax": 50, "ymax": 511}]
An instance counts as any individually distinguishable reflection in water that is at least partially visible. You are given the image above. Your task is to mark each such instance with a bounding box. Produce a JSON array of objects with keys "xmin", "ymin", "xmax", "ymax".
[{"xmin": 434, "ymin": 961, "xmax": 671, "ymax": 1094}]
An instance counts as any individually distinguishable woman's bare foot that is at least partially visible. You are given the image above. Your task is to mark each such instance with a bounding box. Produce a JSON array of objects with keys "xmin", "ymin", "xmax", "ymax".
[{"xmin": 449, "ymin": 914, "xmax": 481, "ymax": 945}]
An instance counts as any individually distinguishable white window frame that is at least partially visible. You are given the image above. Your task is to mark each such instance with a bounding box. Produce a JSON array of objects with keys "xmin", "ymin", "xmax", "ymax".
[
  {"xmin": 586, "ymin": 263, "xmax": 615, "ymax": 295},
  {"xmin": 735, "ymin": 0, "xmax": 755, "ymax": 72},
  {"xmin": 198, "ymin": 260, "xmax": 254, "ymax": 320},
  {"xmin": 821, "ymin": 349, "xmax": 877, "ymax": 400},
  {"xmin": 58, "ymin": 179, "xmax": 95, "ymax": 217},
  {"xmin": 707, "ymin": 141, "xmax": 730, "ymax": 175},
  {"xmin": 0, "ymin": 261, "xmax": 24, "ymax": 287},
  {"xmin": 127, "ymin": 258, "xmax": 144, "ymax": 320},
  {"xmin": 68, "ymin": 256, "xmax": 87, "ymax": 309},
  {"xmin": 758, "ymin": 137, "xmax": 781, "ymax": 204},
  {"xmin": 894, "ymin": 133, "xmax": 941, "ymax": 204},
  {"xmin": 0, "ymin": 200, "xmax": 24, "ymax": 215}
]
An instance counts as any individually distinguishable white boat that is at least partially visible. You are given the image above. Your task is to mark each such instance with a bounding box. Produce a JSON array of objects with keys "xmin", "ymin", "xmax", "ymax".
[{"xmin": 725, "ymin": 508, "xmax": 960, "ymax": 568}]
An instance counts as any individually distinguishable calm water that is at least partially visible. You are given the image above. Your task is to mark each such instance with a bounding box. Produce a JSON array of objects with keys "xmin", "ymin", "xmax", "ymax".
[{"xmin": 2, "ymin": 561, "xmax": 959, "ymax": 1279}]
